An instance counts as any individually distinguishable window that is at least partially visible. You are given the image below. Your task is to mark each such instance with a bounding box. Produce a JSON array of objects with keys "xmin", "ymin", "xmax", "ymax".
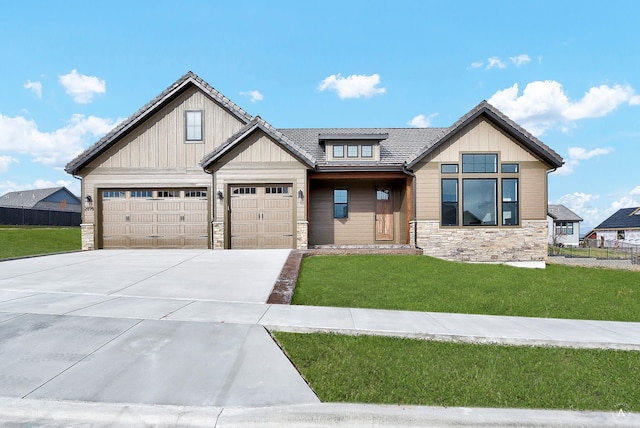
[
  {"xmin": 232, "ymin": 187, "xmax": 256, "ymax": 195},
  {"xmin": 462, "ymin": 154, "xmax": 497, "ymax": 173},
  {"xmin": 462, "ymin": 179, "xmax": 496, "ymax": 226},
  {"xmin": 347, "ymin": 145, "xmax": 358, "ymax": 158},
  {"xmin": 555, "ymin": 222, "xmax": 574, "ymax": 235},
  {"xmin": 441, "ymin": 164, "xmax": 459, "ymax": 173},
  {"xmin": 185, "ymin": 110, "xmax": 203, "ymax": 141},
  {"xmin": 501, "ymin": 163, "xmax": 519, "ymax": 173},
  {"xmin": 441, "ymin": 179, "xmax": 458, "ymax": 226},
  {"xmin": 158, "ymin": 190, "xmax": 180, "ymax": 198},
  {"xmin": 185, "ymin": 190, "xmax": 207, "ymax": 198},
  {"xmin": 131, "ymin": 190, "xmax": 153, "ymax": 198},
  {"xmin": 265, "ymin": 186, "xmax": 289, "ymax": 194},
  {"xmin": 103, "ymin": 191, "xmax": 125, "ymax": 198},
  {"xmin": 501, "ymin": 178, "xmax": 518, "ymax": 226},
  {"xmin": 333, "ymin": 145, "xmax": 344, "ymax": 158},
  {"xmin": 618, "ymin": 230, "xmax": 625, "ymax": 240},
  {"xmin": 333, "ymin": 189, "xmax": 348, "ymax": 218},
  {"xmin": 361, "ymin": 145, "xmax": 373, "ymax": 158}
]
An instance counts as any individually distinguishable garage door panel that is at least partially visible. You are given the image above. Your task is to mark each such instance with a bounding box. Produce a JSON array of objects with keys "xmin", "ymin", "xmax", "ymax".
[
  {"xmin": 101, "ymin": 189, "xmax": 208, "ymax": 249},
  {"xmin": 264, "ymin": 198, "xmax": 292, "ymax": 209}
]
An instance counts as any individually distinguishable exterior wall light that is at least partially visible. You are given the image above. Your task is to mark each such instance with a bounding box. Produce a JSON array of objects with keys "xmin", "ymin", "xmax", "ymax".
[
  {"xmin": 84, "ymin": 195, "xmax": 94, "ymax": 211},
  {"xmin": 217, "ymin": 190, "xmax": 224, "ymax": 201},
  {"xmin": 298, "ymin": 189, "xmax": 304, "ymax": 200}
]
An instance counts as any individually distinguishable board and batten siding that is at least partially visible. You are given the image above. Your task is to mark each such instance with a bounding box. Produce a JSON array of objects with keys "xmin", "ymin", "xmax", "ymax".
[
  {"xmin": 413, "ymin": 117, "xmax": 551, "ymax": 221},
  {"xmin": 209, "ymin": 131, "xmax": 310, "ymax": 223}
]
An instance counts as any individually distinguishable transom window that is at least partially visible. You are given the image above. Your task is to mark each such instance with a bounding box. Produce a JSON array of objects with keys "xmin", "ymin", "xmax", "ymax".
[
  {"xmin": 185, "ymin": 190, "xmax": 207, "ymax": 198},
  {"xmin": 185, "ymin": 110, "xmax": 203, "ymax": 141},
  {"xmin": 441, "ymin": 153, "xmax": 519, "ymax": 227},
  {"xmin": 232, "ymin": 187, "xmax": 256, "ymax": 195},
  {"xmin": 103, "ymin": 191, "xmax": 125, "ymax": 198},
  {"xmin": 158, "ymin": 190, "xmax": 180, "ymax": 198},
  {"xmin": 265, "ymin": 186, "xmax": 289, "ymax": 194},
  {"xmin": 333, "ymin": 189, "xmax": 348, "ymax": 218},
  {"xmin": 462, "ymin": 154, "xmax": 497, "ymax": 173},
  {"xmin": 131, "ymin": 190, "xmax": 153, "ymax": 198}
]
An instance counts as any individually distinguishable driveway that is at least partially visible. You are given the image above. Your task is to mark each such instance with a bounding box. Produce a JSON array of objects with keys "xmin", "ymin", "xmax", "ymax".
[{"xmin": 0, "ymin": 250, "xmax": 320, "ymax": 408}]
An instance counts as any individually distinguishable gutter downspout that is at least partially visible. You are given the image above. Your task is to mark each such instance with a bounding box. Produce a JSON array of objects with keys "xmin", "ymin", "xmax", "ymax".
[{"xmin": 203, "ymin": 167, "xmax": 216, "ymax": 249}]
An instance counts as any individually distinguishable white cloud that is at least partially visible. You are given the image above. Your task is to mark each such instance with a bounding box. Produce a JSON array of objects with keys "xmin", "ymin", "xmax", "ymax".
[
  {"xmin": 24, "ymin": 80, "xmax": 42, "ymax": 98},
  {"xmin": 0, "ymin": 155, "xmax": 18, "ymax": 173},
  {"xmin": 318, "ymin": 73, "xmax": 386, "ymax": 99},
  {"xmin": 510, "ymin": 54, "xmax": 531, "ymax": 66},
  {"xmin": 486, "ymin": 57, "xmax": 506, "ymax": 69},
  {"xmin": 408, "ymin": 113, "xmax": 438, "ymax": 128},
  {"xmin": 59, "ymin": 69, "xmax": 106, "ymax": 104},
  {"xmin": 553, "ymin": 146, "xmax": 612, "ymax": 176},
  {"xmin": 488, "ymin": 80, "xmax": 640, "ymax": 136},
  {"xmin": 631, "ymin": 186, "xmax": 640, "ymax": 195},
  {"xmin": 0, "ymin": 113, "xmax": 119, "ymax": 167},
  {"xmin": 470, "ymin": 61, "xmax": 484, "ymax": 69},
  {"xmin": 0, "ymin": 179, "xmax": 75, "ymax": 198},
  {"xmin": 240, "ymin": 90, "xmax": 264, "ymax": 103},
  {"xmin": 554, "ymin": 188, "xmax": 640, "ymax": 230}
]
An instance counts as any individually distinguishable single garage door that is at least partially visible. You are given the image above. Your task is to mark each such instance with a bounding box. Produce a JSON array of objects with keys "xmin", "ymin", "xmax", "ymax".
[
  {"xmin": 229, "ymin": 185, "xmax": 293, "ymax": 249},
  {"xmin": 101, "ymin": 189, "xmax": 209, "ymax": 249}
]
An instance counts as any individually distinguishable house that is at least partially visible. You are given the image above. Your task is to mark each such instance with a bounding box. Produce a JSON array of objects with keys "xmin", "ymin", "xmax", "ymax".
[
  {"xmin": 65, "ymin": 71, "xmax": 564, "ymax": 264},
  {"xmin": 547, "ymin": 204, "xmax": 583, "ymax": 247},
  {"xmin": 585, "ymin": 207, "xmax": 640, "ymax": 246},
  {"xmin": 0, "ymin": 186, "xmax": 81, "ymax": 226}
]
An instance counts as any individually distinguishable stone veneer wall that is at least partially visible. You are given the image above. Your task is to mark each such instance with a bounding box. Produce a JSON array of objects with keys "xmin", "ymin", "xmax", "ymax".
[
  {"xmin": 412, "ymin": 219, "xmax": 548, "ymax": 262},
  {"xmin": 296, "ymin": 221, "xmax": 308, "ymax": 249},
  {"xmin": 212, "ymin": 221, "xmax": 224, "ymax": 250},
  {"xmin": 81, "ymin": 223, "xmax": 94, "ymax": 251}
]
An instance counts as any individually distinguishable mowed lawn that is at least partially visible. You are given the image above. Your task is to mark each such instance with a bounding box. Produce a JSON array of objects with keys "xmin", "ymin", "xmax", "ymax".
[
  {"xmin": 292, "ymin": 254, "xmax": 640, "ymax": 321},
  {"xmin": 280, "ymin": 255, "xmax": 640, "ymax": 411},
  {"xmin": 0, "ymin": 226, "xmax": 80, "ymax": 260}
]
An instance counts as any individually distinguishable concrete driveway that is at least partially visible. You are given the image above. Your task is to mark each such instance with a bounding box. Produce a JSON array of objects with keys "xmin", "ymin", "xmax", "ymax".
[{"xmin": 0, "ymin": 250, "xmax": 319, "ymax": 409}]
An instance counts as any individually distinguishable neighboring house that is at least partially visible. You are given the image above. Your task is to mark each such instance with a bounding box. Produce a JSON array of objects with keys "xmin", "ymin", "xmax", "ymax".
[
  {"xmin": 65, "ymin": 71, "xmax": 564, "ymax": 263},
  {"xmin": 0, "ymin": 187, "xmax": 81, "ymax": 226},
  {"xmin": 547, "ymin": 204, "xmax": 583, "ymax": 247},
  {"xmin": 585, "ymin": 207, "xmax": 640, "ymax": 246}
]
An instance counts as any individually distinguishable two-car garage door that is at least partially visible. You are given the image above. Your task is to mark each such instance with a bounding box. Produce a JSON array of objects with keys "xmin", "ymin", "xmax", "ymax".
[{"xmin": 101, "ymin": 189, "xmax": 209, "ymax": 249}]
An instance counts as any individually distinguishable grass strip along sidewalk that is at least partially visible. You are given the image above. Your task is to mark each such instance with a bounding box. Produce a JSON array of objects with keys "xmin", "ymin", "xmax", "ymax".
[
  {"xmin": 0, "ymin": 226, "xmax": 80, "ymax": 260},
  {"xmin": 293, "ymin": 254, "xmax": 640, "ymax": 322},
  {"xmin": 274, "ymin": 332, "xmax": 640, "ymax": 412}
]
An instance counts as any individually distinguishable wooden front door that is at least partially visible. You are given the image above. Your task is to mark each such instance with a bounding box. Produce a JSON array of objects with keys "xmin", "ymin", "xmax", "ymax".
[{"xmin": 375, "ymin": 187, "xmax": 393, "ymax": 241}]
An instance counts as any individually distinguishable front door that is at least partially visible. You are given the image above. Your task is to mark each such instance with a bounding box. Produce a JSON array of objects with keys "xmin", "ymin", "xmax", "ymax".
[{"xmin": 375, "ymin": 187, "xmax": 393, "ymax": 241}]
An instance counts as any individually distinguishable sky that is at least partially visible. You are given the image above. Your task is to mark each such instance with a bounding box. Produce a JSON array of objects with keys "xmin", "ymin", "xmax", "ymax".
[{"xmin": 1, "ymin": 0, "xmax": 639, "ymax": 231}]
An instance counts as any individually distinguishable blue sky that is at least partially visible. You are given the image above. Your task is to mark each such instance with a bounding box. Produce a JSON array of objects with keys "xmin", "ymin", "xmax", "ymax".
[{"xmin": 1, "ymin": 0, "xmax": 639, "ymax": 230}]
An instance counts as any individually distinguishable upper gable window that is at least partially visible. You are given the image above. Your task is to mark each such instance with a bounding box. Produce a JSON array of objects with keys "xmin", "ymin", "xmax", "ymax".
[
  {"xmin": 361, "ymin": 145, "xmax": 373, "ymax": 158},
  {"xmin": 333, "ymin": 145, "xmax": 344, "ymax": 158},
  {"xmin": 347, "ymin": 145, "xmax": 358, "ymax": 158},
  {"xmin": 185, "ymin": 110, "xmax": 203, "ymax": 141},
  {"xmin": 462, "ymin": 154, "xmax": 497, "ymax": 173}
]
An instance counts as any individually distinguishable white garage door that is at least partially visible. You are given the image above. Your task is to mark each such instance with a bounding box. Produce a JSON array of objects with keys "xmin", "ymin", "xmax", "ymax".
[
  {"xmin": 229, "ymin": 185, "xmax": 293, "ymax": 249},
  {"xmin": 101, "ymin": 189, "xmax": 209, "ymax": 249}
]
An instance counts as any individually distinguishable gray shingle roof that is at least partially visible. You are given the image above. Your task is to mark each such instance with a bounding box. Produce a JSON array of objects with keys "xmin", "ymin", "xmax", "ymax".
[
  {"xmin": 65, "ymin": 71, "xmax": 253, "ymax": 175},
  {"xmin": 0, "ymin": 187, "xmax": 79, "ymax": 209},
  {"xmin": 548, "ymin": 204, "xmax": 583, "ymax": 222},
  {"xmin": 279, "ymin": 128, "xmax": 446, "ymax": 167},
  {"xmin": 593, "ymin": 207, "xmax": 640, "ymax": 230}
]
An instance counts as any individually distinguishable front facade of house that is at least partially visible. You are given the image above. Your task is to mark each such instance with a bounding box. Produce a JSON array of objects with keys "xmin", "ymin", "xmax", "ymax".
[
  {"xmin": 65, "ymin": 72, "xmax": 564, "ymax": 263},
  {"xmin": 547, "ymin": 204, "xmax": 583, "ymax": 247}
]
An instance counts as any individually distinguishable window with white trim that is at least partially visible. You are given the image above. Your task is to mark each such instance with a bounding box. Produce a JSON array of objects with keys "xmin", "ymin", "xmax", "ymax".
[{"xmin": 185, "ymin": 110, "xmax": 203, "ymax": 141}]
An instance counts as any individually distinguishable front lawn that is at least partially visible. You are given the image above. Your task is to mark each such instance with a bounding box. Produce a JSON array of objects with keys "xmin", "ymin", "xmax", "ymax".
[
  {"xmin": 292, "ymin": 255, "xmax": 640, "ymax": 321},
  {"xmin": 0, "ymin": 226, "xmax": 81, "ymax": 260},
  {"xmin": 274, "ymin": 332, "xmax": 640, "ymax": 412}
]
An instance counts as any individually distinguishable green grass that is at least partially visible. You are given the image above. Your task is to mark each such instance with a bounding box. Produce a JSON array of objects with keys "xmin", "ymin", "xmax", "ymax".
[
  {"xmin": 293, "ymin": 255, "xmax": 640, "ymax": 321},
  {"xmin": 0, "ymin": 226, "xmax": 81, "ymax": 260},
  {"xmin": 274, "ymin": 332, "xmax": 640, "ymax": 412}
]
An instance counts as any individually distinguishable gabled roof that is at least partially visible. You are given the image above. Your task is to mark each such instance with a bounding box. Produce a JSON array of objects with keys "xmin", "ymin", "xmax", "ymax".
[
  {"xmin": 201, "ymin": 116, "xmax": 317, "ymax": 169},
  {"xmin": 593, "ymin": 207, "xmax": 640, "ymax": 230},
  {"xmin": 65, "ymin": 71, "xmax": 253, "ymax": 176},
  {"xmin": 279, "ymin": 128, "xmax": 446, "ymax": 168},
  {"xmin": 405, "ymin": 101, "xmax": 564, "ymax": 169},
  {"xmin": 0, "ymin": 187, "xmax": 80, "ymax": 208},
  {"xmin": 548, "ymin": 204, "xmax": 583, "ymax": 222}
]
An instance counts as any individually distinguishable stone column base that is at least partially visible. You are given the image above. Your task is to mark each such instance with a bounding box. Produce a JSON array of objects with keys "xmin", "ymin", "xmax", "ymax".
[
  {"xmin": 297, "ymin": 221, "xmax": 309, "ymax": 249},
  {"xmin": 212, "ymin": 222, "xmax": 224, "ymax": 250},
  {"xmin": 80, "ymin": 223, "xmax": 94, "ymax": 251}
]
